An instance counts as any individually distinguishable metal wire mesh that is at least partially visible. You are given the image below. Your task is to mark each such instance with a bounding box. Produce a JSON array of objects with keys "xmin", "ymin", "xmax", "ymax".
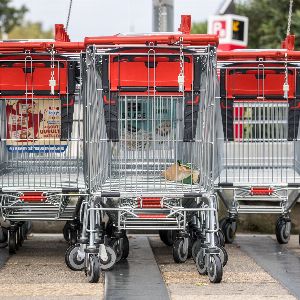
[{"xmin": 82, "ymin": 46, "xmax": 217, "ymax": 197}]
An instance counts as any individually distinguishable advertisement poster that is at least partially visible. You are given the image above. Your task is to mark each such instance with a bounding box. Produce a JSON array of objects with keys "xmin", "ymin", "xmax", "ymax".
[{"xmin": 6, "ymin": 99, "xmax": 67, "ymax": 152}]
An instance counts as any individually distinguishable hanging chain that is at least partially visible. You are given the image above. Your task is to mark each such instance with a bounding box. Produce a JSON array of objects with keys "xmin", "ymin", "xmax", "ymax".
[
  {"xmin": 287, "ymin": 0, "xmax": 293, "ymax": 36},
  {"xmin": 66, "ymin": 0, "xmax": 73, "ymax": 30},
  {"xmin": 284, "ymin": 53, "xmax": 288, "ymax": 83},
  {"xmin": 283, "ymin": 52, "xmax": 289, "ymax": 99},
  {"xmin": 179, "ymin": 38, "xmax": 184, "ymax": 76},
  {"xmin": 49, "ymin": 45, "xmax": 56, "ymax": 95},
  {"xmin": 178, "ymin": 37, "xmax": 185, "ymax": 92}
]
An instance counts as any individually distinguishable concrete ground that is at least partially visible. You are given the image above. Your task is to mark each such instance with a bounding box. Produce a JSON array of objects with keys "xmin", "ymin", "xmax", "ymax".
[
  {"xmin": 286, "ymin": 234, "xmax": 300, "ymax": 255},
  {"xmin": 149, "ymin": 236, "xmax": 297, "ymax": 300},
  {"xmin": 0, "ymin": 234, "xmax": 104, "ymax": 300},
  {"xmin": 0, "ymin": 234, "xmax": 299, "ymax": 299}
]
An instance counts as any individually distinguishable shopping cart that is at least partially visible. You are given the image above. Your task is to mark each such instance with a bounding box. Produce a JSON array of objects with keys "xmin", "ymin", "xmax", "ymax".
[
  {"xmin": 0, "ymin": 31, "xmax": 85, "ymax": 252},
  {"xmin": 216, "ymin": 49, "xmax": 300, "ymax": 244},
  {"xmin": 64, "ymin": 30, "xmax": 227, "ymax": 283}
]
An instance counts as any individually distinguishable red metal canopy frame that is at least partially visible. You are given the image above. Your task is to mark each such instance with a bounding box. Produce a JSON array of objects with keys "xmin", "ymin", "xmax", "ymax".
[
  {"xmin": 218, "ymin": 35, "xmax": 300, "ymax": 61},
  {"xmin": 0, "ymin": 16, "xmax": 218, "ymax": 53}
]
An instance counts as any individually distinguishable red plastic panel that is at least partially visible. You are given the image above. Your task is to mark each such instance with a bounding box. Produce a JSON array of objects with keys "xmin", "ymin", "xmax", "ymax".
[
  {"xmin": 137, "ymin": 214, "xmax": 167, "ymax": 219},
  {"xmin": 20, "ymin": 192, "xmax": 46, "ymax": 202},
  {"xmin": 0, "ymin": 55, "xmax": 69, "ymax": 96},
  {"xmin": 138, "ymin": 197, "xmax": 162, "ymax": 208},
  {"xmin": 250, "ymin": 187, "xmax": 274, "ymax": 196},
  {"xmin": 109, "ymin": 48, "xmax": 194, "ymax": 92},
  {"xmin": 224, "ymin": 63, "xmax": 296, "ymax": 99}
]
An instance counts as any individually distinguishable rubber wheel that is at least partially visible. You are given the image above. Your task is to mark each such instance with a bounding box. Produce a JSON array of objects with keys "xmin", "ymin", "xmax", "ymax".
[
  {"xmin": 8, "ymin": 230, "xmax": 16, "ymax": 254},
  {"xmin": 214, "ymin": 232, "xmax": 221, "ymax": 247},
  {"xmin": 195, "ymin": 248, "xmax": 207, "ymax": 275},
  {"xmin": 110, "ymin": 235, "xmax": 129, "ymax": 262},
  {"xmin": 219, "ymin": 218, "xmax": 227, "ymax": 233},
  {"xmin": 17, "ymin": 226, "xmax": 23, "ymax": 248},
  {"xmin": 63, "ymin": 221, "xmax": 78, "ymax": 245},
  {"xmin": 20, "ymin": 225, "xmax": 25, "ymax": 244},
  {"xmin": 275, "ymin": 219, "xmax": 291, "ymax": 244},
  {"xmin": 69, "ymin": 229, "xmax": 78, "ymax": 245},
  {"xmin": 121, "ymin": 235, "xmax": 129, "ymax": 260},
  {"xmin": 0, "ymin": 227, "xmax": 8, "ymax": 248},
  {"xmin": 63, "ymin": 221, "xmax": 71, "ymax": 243},
  {"xmin": 86, "ymin": 255, "xmax": 100, "ymax": 283},
  {"xmin": 172, "ymin": 238, "xmax": 188, "ymax": 263},
  {"xmin": 217, "ymin": 230, "xmax": 225, "ymax": 247},
  {"xmin": 110, "ymin": 239, "xmax": 122, "ymax": 262},
  {"xmin": 106, "ymin": 222, "xmax": 114, "ymax": 237},
  {"xmin": 192, "ymin": 239, "xmax": 202, "ymax": 262},
  {"xmin": 159, "ymin": 230, "xmax": 176, "ymax": 246},
  {"xmin": 99, "ymin": 245, "xmax": 117, "ymax": 271},
  {"xmin": 14, "ymin": 228, "xmax": 20, "ymax": 251},
  {"xmin": 207, "ymin": 255, "xmax": 223, "ymax": 283},
  {"xmin": 223, "ymin": 222, "xmax": 236, "ymax": 244},
  {"xmin": 187, "ymin": 237, "xmax": 193, "ymax": 259},
  {"xmin": 65, "ymin": 244, "xmax": 85, "ymax": 271},
  {"xmin": 25, "ymin": 221, "xmax": 32, "ymax": 236},
  {"xmin": 219, "ymin": 246, "xmax": 228, "ymax": 267}
]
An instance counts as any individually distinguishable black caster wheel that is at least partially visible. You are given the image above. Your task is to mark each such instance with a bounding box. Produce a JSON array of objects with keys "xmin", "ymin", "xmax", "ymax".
[
  {"xmin": 17, "ymin": 226, "xmax": 23, "ymax": 248},
  {"xmin": 65, "ymin": 244, "xmax": 85, "ymax": 271},
  {"xmin": 110, "ymin": 235, "xmax": 129, "ymax": 262},
  {"xmin": 14, "ymin": 228, "xmax": 20, "ymax": 251},
  {"xmin": 20, "ymin": 224, "xmax": 26, "ymax": 244},
  {"xmin": 109, "ymin": 239, "xmax": 122, "ymax": 262},
  {"xmin": 207, "ymin": 255, "xmax": 223, "ymax": 283},
  {"xmin": 0, "ymin": 227, "xmax": 8, "ymax": 248},
  {"xmin": 106, "ymin": 222, "xmax": 115, "ymax": 237},
  {"xmin": 25, "ymin": 221, "xmax": 32, "ymax": 237},
  {"xmin": 219, "ymin": 246, "xmax": 228, "ymax": 267},
  {"xmin": 192, "ymin": 239, "xmax": 202, "ymax": 262},
  {"xmin": 63, "ymin": 221, "xmax": 71, "ymax": 243},
  {"xmin": 120, "ymin": 235, "xmax": 129, "ymax": 260},
  {"xmin": 172, "ymin": 238, "xmax": 188, "ymax": 263},
  {"xmin": 22, "ymin": 221, "xmax": 31, "ymax": 239},
  {"xmin": 63, "ymin": 221, "xmax": 78, "ymax": 245},
  {"xmin": 86, "ymin": 254, "xmax": 100, "ymax": 283},
  {"xmin": 69, "ymin": 229, "xmax": 78, "ymax": 245},
  {"xmin": 275, "ymin": 218, "xmax": 291, "ymax": 244},
  {"xmin": 99, "ymin": 245, "xmax": 117, "ymax": 271},
  {"xmin": 216, "ymin": 229, "xmax": 225, "ymax": 247},
  {"xmin": 195, "ymin": 247, "xmax": 207, "ymax": 275},
  {"xmin": 8, "ymin": 230, "xmax": 17, "ymax": 254},
  {"xmin": 214, "ymin": 232, "xmax": 221, "ymax": 247},
  {"xmin": 159, "ymin": 230, "xmax": 177, "ymax": 246},
  {"xmin": 219, "ymin": 218, "xmax": 227, "ymax": 231},
  {"xmin": 187, "ymin": 237, "xmax": 193, "ymax": 259},
  {"xmin": 222, "ymin": 219, "xmax": 237, "ymax": 244}
]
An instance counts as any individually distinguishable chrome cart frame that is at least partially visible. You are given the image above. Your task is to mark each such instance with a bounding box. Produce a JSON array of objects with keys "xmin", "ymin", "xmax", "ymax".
[
  {"xmin": 0, "ymin": 51, "xmax": 85, "ymax": 252},
  {"xmin": 216, "ymin": 53, "xmax": 300, "ymax": 244},
  {"xmin": 69, "ymin": 39, "xmax": 225, "ymax": 284}
]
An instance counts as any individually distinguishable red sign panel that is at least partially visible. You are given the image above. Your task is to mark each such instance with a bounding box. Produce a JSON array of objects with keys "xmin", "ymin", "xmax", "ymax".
[{"xmin": 212, "ymin": 20, "xmax": 226, "ymax": 38}]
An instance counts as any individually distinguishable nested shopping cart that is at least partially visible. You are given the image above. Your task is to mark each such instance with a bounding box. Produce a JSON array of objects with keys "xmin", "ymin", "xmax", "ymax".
[
  {"xmin": 0, "ymin": 26, "xmax": 85, "ymax": 252},
  {"xmin": 65, "ymin": 29, "xmax": 227, "ymax": 283},
  {"xmin": 216, "ymin": 48, "xmax": 300, "ymax": 244}
]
